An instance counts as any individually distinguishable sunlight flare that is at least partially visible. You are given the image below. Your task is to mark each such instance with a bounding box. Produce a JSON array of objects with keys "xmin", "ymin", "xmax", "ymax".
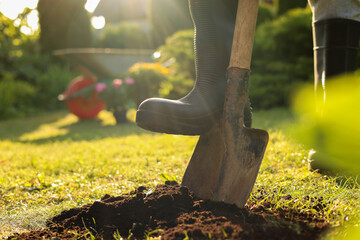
[
  {"xmin": 91, "ymin": 15, "xmax": 106, "ymax": 30},
  {"xmin": 0, "ymin": 0, "xmax": 38, "ymax": 19},
  {"xmin": 85, "ymin": 0, "xmax": 100, "ymax": 13}
]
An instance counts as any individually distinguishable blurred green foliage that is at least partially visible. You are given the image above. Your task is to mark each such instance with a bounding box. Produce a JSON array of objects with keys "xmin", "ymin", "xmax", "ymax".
[
  {"xmin": 125, "ymin": 61, "xmax": 194, "ymax": 105},
  {"xmin": 159, "ymin": 74, "xmax": 194, "ymax": 100},
  {"xmin": 148, "ymin": 0, "xmax": 193, "ymax": 47},
  {"xmin": 292, "ymin": 73, "xmax": 360, "ymax": 240},
  {"xmin": 0, "ymin": 73, "xmax": 36, "ymax": 118},
  {"xmin": 157, "ymin": 30, "xmax": 195, "ymax": 79},
  {"xmin": 37, "ymin": 0, "xmax": 92, "ymax": 53},
  {"xmin": 0, "ymin": 12, "xmax": 76, "ymax": 119},
  {"xmin": 0, "ymin": 12, "xmax": 36, "ymax": 118},
  {"xmin": 95, "ymin": 23, "xmax": 152, "ymax": 49},
  {"xmin": 250, "ymin": 8, "xmax": 313, "ymax": 109},
  {"xmin": 96, "ymin": 79, "xmax": 136, "ymax": 112},
  {"xmin": 256, "ymin": 2, "xmax": 276, "ymax": 27},
  {"xmin": 273, "ymin": 0, "xmax": 308, "ymax": 16},
  {"xmin": 153, "ymin": 29, "xmax": 195, "ymax": 100},
  {"xmin": 126, "ymin": 63, "xmax": 170, "ymax": 106},
  {"xmin": 292, "ymin": 73, "xmax": 360, "ymax": 174}
]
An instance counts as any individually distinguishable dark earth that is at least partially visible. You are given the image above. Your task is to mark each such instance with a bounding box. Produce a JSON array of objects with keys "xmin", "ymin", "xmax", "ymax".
[{"xmin": 7, "ymin": 181, "xmax": 329, "ymax": 239}]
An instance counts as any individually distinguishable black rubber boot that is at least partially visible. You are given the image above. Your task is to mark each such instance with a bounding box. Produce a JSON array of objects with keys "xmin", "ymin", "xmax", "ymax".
[
  {"xmin": 136, "ymin": 0, "xmax": 240, "ymax": 135},
  {"xmin": 309, "ymin": 18, "xmax": 360, "ymax": 173},
  {"xmin": 312, "ymin": 18, "xmax": 360, "ymax": 101}
]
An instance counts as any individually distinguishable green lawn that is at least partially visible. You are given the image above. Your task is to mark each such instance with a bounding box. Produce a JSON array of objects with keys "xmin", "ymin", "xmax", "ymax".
[{"xmin": 0, "ymin": 109, "xmax": 359, "ymax": 239}]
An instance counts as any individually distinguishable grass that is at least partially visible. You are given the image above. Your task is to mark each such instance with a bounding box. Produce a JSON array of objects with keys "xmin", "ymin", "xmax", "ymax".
[{"xmin": 0, "ymin": 108, "xmax": 359, "ymax": 239}]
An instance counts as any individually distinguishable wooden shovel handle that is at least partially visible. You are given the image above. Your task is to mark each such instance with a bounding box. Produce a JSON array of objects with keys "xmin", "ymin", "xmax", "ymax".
[{"xmin": 229, "ymin": 0, "xmax": 259, "ymax": 70}]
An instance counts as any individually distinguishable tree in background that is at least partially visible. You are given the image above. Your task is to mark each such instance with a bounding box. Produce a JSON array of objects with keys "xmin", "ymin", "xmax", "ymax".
[
  {"xmin": 148, "ymin": 0, "xmax": 193, "ymax": 47},
  {"xmin": 37, "ymin": 0, "xmax": 92, "ymax": 53},
  {"xmin": 274, "ymin": 0, "xmax": 308, "ymax": 16}
]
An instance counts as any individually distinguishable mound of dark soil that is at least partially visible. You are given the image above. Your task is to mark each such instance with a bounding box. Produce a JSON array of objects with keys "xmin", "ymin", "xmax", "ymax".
[{"xmin": 7, "ymin": 182, "xmax": 329, "ymax": 239}]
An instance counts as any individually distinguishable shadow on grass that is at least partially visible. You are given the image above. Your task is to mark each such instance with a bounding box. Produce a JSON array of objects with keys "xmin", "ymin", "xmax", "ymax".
[
  {"xmin": 1, "ymin": 108, "xmax": 294, "ymax": 144},
  {"xmin": 0, "ymin": 110, "xmax": 155, "ymax": 144},
  {"xmin": 0, "ymin": 111, "xmax": 69, "ymax": 141}
]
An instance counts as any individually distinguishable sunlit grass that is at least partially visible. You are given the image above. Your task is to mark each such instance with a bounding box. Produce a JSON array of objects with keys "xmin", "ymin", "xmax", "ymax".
[
  {"xmin": 0, "ymin": 110, "xmax": 196, "ymax": 237},
  {"xmin": 0, "ymin": 108, "xmax": 359, "ymax": 239},
  {"xmin": 253, "ymin": 129, "xmax": 359, "ymax": 224}
]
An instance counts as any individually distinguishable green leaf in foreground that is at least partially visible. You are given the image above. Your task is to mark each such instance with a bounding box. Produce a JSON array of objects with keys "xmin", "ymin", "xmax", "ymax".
[{"xmin": 291, "ymin": 73, "xmax": 360, "ymax": 174}]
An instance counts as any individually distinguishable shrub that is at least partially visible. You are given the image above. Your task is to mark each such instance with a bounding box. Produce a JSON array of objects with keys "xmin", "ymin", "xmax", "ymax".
[
  {"xmin": 0, "ymin": 12, "xmax": 31, "ymax": 74},
  {"xmin": 95, "ymin": 78, "xmax": 136, "ymax": 112},
  {"xmin": 153, "ymin": 29, "xmax": 196, "ymax": 100},
  {"xmin": 253, "ymin": 8, "xmax": 313, "ymax": 64},
  {"xmin": 0, "ymin": 12, "xmax": 37, "ymax": 118},
  {"xmin": 7, "ymin": 50, "xmax": 76, "ymax": 110},
  {"xmin": 256, "ymin": 3, "xmax": 275, "ymax": 27},
  {"xmin": 159, "ymin": 74, "xmax": 194, "ymax": 100},
  {"xmin": 250, "ymin": 8, "xmax": 313, "ymax": 109},
  {"xmin": 96, "ymin": 23, "xmax": 152, "ymax": 49},
  {"xmin": 0, "ymin": 73, "xmax": 36, "ymax": 118},
  {"xmin": 126, "ymin": 63, "xmax": 170, "ymax": 106},
  {"xmin": 32, "ymin": 63, "xmax": 77, "ymax": 109},
  {"xmin": 0, "ymin": 11, "xmax": 78, "ymax": 118},
  {"xmin": 273, "ymin": 0, "xmax": 308, "ymax": 16},
  {"xmin": 156, "ymin": 30, "xmax": 195, "ymax": 79},
  {"xmin": 0, "ymin": 55, "xmax": 76, "ymax": 118}
]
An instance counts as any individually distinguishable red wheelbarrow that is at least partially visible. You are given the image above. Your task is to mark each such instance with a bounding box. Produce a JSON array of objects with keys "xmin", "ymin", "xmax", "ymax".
[{"xmin": 54, "ymin": 48, "xmax": 154, "ymax": 119}]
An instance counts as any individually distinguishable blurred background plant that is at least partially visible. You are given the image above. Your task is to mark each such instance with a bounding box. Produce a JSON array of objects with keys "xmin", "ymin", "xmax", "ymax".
[
  {"xmin": 273, "ymin": 0, "xmax": 308, "ymax": 16},
  {"xmin": 96, "ymin": 77, "xmax": 135, "ymax": 112},
  {"xmin": 95, "ymin": 77, "xmax": 136, "ymax": 123},
  {"xmin": 0, "ymin": 10, "xmax": 75, "ymax": 119},
  {"xmin": 126, "ymin": 62, "xmax": 170, "ymax": 107},
  {"xmin": 291, "ymin": 73, "xmax": 360, "ymax": 175},
  {"xmin": 156, "ymin": 30, "xmax": 195, "ymax": 79},
  {"xmin": 0, "ymin": 0, "xmax": 358, "ymax": 121},
  {"xmin": 250, "ymin": 7, "xmax": 313, "ymax": 109},
  {"xmin": 290, "ymin": 73, "xmax": 360, "ymax": 240}
]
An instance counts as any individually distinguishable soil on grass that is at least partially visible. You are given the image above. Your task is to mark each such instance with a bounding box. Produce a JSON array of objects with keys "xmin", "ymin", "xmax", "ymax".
[{"xmin": 7, "ymin": 181, "xmax": 329, "ymax": 240}]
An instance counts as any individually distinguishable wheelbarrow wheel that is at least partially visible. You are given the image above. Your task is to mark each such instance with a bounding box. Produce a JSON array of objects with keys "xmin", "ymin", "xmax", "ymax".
[{"xmin": 64, "ymin": 77, "xmax": 105, "ymax": 119}]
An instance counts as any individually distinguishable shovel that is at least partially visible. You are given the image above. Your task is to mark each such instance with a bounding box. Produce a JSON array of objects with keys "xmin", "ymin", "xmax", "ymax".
[{"xmin": 182, "ymin": 0, "xmax": 269, "ymax": 207}]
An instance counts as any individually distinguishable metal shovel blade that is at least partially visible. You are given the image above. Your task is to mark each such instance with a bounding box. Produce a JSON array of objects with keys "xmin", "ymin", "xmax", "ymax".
[
  {"xmin": 181, "ymin": 122, "xmax": 224, "ymax": 200},
  {"xmin": 213, "ymin": 126, "xmax": 268, "ymax": 207},
  {"xmin": 213, "ymin": 68, "xmax": 268, "ymax": 207},
  {"xmin": 182, "ymin": 68, "xmax": 268, "ymax": 208}
]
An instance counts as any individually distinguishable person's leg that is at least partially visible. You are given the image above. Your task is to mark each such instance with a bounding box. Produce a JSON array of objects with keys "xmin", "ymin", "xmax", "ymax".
[
  {"xmin": 136, "ymin": 0, "xmax": 242, "ymax": 135},
  {"xmin": 308, "ymin": 0, "xmax": 360, "ymax": 22},
  {"xmin": 308, "ymin": 0, "xmax": 360, "ymax": 172},
  {"xmin": 312, "ymin": 19, "xmax": 360, "ymax": 101}
]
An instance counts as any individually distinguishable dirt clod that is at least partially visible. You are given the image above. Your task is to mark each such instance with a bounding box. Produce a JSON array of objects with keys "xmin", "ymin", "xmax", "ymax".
[{"xmin": 7, "ymin": 182, "xmax": 329, "ymax": 239}]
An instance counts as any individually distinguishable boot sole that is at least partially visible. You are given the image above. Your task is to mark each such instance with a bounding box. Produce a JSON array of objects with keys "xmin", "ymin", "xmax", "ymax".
[{"xmin": 136, "ymin": 109, "xmax": 220, "ymax": 135}]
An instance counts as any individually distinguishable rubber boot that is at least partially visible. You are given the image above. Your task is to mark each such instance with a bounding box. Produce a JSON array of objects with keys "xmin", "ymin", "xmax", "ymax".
[
  {"xmin": 309, "ymin": 18, "xmax": 360, "ymax": 174},
  {"xmin": 136, "ymin": 0, "xmax": 248, "ymax": 135}
]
